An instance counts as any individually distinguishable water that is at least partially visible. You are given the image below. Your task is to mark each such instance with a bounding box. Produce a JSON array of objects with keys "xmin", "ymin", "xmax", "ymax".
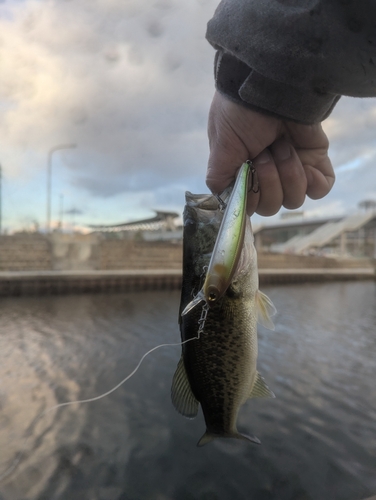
[{"xmin": 0, "ymin": 282, "xmax": 375, "ymax": 500}]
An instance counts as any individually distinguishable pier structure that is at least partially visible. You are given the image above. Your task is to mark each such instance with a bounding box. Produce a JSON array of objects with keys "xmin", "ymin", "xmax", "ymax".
[
  {"xmin": 256, "ymin": 210, "xmax": 376, "ymax": 258},
  {"xmin": 0, "ymin": 267, "xmax": 374, "ymax": 296}
]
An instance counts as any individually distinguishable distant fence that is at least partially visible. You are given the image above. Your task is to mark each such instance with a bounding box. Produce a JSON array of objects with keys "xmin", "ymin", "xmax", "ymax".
[
  {"xmin": 0, "ymin": 234, "xmax": 52, "ymax": 271},
  {"xmin": 99, "ymin": 239, "xmax": 182, "ymax": 270},
  {"xmin": 0, "ymin": 234, "xmax": 182, "ymax": 272},
  {"xmin": 0, "ymin": 233, "xmax": 375, "ymax": 297},
  {"xmin": 0, "ymin": 233, "xmax": 375, "ymax": 272}
]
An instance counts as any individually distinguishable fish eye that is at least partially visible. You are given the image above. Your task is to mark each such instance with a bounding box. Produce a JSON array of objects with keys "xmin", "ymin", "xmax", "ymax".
[{"xmin": 208, "ymin": 292, "xmax": 217, "ymax": 302}]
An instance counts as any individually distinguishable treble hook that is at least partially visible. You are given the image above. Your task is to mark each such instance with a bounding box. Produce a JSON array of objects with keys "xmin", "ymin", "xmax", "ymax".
[
  {"xmin": 215, "ymin": 194, "xmax": 227, "ymax": 211},
  {"xmin": 247, "ymin": 160, "xmax": 260, "ymax": 193}
]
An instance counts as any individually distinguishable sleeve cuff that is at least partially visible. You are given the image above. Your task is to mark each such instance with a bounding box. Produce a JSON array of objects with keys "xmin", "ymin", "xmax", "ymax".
[{"xmin": 214, "ymin": 51, "xmax": 340, "ymax": 124}]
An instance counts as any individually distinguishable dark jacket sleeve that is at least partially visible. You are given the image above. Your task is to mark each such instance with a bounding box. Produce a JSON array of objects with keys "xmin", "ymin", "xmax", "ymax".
[{"xmin": 206, "ymin": 0, "xmax": 376, "ymax": 124}]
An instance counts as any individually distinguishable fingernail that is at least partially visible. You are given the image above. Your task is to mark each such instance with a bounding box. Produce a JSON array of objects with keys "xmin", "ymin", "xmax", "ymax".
[{"xmin": 254, "ymin": 150, "xmax": 271, "ymax": 165}]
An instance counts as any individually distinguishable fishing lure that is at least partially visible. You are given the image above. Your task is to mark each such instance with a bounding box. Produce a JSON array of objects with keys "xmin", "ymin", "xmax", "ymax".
[{"xmin": 182, "ymin": 160, "xmax": 257, "ymax": 314}]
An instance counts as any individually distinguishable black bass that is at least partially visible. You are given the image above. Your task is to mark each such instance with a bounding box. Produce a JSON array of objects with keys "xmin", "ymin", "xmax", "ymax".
[{"xmin": 171, "ymin": 162, "xmax": 275, "ymax": 446}]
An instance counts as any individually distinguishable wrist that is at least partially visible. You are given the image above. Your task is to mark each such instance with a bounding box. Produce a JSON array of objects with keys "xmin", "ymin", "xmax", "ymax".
[{"xmin": 214, "ymin": 50, "xmax": 340, "ymax": 125}]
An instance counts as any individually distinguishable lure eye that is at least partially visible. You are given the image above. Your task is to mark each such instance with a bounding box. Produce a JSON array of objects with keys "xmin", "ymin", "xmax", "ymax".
[{"xmin": 206, "ymin": 284, "xmax": 220, "ymax": 304}]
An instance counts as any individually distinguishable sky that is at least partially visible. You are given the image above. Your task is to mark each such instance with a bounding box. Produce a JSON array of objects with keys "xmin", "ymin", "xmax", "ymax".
[{"xmin": 0, "ymin": 0, "xmax": 376, "ymax": 233}]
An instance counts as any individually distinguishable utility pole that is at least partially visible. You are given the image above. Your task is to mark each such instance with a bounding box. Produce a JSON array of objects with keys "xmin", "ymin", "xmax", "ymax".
[
  {"xmin": 59, "ymin": 193, "xmax": 64, "ymax": 231},
  {"xmin": 46, "ymin": 143, "xmax": 76, "ymax": 233}
]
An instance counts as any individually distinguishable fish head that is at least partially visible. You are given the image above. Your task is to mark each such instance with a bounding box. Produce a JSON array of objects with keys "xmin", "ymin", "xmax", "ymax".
[
  {"xmin": 183, "ymin": 192, "xmax": 224, "ymax": 264},
  {"xmin": 180, "ymin": 192, "xmax": 225, "ymax": 316}
]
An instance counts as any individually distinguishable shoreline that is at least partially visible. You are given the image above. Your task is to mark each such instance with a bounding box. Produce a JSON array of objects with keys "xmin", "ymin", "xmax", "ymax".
[{"xmin": 0, "ymin": 268, "xmax": 374, "ymax": 296}]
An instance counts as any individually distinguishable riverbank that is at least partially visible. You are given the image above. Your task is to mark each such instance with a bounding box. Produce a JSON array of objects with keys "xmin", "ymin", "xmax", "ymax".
[{"xmin": 0, "ymin": 267, "xmax": 374, "ymax": 296}]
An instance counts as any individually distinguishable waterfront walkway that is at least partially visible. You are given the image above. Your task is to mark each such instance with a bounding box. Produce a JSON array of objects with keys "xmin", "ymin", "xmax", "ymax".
[{"xmin": 0, "ymin": 268, "xmax": 374, "ymax": 296}]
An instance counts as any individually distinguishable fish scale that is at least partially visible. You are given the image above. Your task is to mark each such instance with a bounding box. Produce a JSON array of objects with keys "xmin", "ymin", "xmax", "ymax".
[{"xmin": 171, "ymin": 186, "xmax": 276, "ymax": 446}]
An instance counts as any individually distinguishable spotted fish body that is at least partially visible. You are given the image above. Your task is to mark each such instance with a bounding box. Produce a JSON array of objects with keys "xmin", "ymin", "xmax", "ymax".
[{"xmin": 171, "ymin": 191, "xmax": 275, "ymax": 446}]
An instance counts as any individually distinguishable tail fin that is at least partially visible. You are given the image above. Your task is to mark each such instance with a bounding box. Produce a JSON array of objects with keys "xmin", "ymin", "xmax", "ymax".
[{"xmin": 197, "ymin": 431, "xmax": 261, "ymax": 447}]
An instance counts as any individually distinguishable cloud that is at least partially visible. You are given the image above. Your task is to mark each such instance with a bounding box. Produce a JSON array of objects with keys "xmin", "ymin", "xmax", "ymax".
[
  {"xmin": 0, "ymin": 0, "xmax": 216, "ymax": 195},
  {"xmin": 1, "ymin": 0, "xmax": 376, "ymax": 231},
  {"xmin": 65, "ymin": 207, "xmax": 84, "ymax": 216},
  {"xmin": 323, "ymin": 97, "xmax": 376, "ymax": 168}
]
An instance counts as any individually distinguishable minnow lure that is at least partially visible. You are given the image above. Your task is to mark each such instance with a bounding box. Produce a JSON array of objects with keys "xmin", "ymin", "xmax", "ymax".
[{"xmin": 182, "ymin": 160, "xmax": 254, "ymax": 314}]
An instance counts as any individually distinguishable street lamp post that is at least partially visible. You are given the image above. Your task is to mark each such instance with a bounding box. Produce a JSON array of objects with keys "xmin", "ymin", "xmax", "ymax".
[
  {"xmin": 0, "ymin": 163, "xmax": 2, "ymax": 235},
  {"xmin": 46, "ymin": 143, "xmax": 76, "ymax": 233}
]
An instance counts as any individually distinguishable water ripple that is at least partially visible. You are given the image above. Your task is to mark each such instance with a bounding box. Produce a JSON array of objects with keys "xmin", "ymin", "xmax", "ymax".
[{"xmin": 0, "ymin": 284, "xmax": 375, "ymax": 499}]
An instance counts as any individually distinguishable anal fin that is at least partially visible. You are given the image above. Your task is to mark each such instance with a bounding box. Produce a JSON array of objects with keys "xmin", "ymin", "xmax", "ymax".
[
  {"xmin": 171, "ymin": 356, "xmax": 199, "ymax": 418},
  {"xmin": 249, "ymin": 371, "xmax": 275, "ymax": 399}
]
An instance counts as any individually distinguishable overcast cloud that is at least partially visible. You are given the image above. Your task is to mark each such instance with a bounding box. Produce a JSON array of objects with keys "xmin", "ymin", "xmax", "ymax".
[{"xmin": 0, "ymin": 0, "xmax": 376, "ymax": 231}]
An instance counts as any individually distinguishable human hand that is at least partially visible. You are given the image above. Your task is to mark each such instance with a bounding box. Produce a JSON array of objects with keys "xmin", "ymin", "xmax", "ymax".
[{"xmin": 206, "ymin": 91, "xmax": 335, "ymax": 216}]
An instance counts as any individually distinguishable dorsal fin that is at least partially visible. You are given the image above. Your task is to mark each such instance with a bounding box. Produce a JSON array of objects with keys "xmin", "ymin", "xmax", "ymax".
[
  {"xmin": 249, "ymin": 371, "xmax": 275, "ymax": 399},
  {"xmin": 171, "ymin": 357, "xmax": 199, "ymax": 418}
]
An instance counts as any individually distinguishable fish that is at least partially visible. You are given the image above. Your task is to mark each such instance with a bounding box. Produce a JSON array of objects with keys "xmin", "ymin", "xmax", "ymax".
[{"xmin": 171, "ymin": 163, "xmax": 276, "ymax": 446}]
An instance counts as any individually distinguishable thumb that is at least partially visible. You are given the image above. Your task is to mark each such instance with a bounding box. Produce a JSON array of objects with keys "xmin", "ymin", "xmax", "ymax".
[
  {"xmin": 206, "ymin": 143, "xmax": 249, "ymax": 194},
  {"xmin": 205, "ymin": 91, "xmax": 278, "ymax": 193}
]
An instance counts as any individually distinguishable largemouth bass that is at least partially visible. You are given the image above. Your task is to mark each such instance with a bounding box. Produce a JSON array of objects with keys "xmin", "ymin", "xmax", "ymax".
[{"xmin": 171, "ymin": 166, "xmax": 275, "ymax": 446}]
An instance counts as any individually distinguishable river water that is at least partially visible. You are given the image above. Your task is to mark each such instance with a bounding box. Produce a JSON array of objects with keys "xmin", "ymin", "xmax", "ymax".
[{"xmin": 0, "ymin": 282, "xmax": 375, "ymax": 500}]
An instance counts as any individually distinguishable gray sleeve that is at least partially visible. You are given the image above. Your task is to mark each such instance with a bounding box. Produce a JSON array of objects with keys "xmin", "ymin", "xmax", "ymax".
[{"xmin": 206, "ymin": 0, "xmax": 376, "ymax": 124}]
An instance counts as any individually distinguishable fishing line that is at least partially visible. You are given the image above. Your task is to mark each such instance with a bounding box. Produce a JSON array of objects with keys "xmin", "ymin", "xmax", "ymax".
[{"xmin": 0, "ymin": 333, "xmax": 201, "ymax": 482}]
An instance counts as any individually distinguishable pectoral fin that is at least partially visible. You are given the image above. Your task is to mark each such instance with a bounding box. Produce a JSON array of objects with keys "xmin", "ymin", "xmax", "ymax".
[
  {"xmin": 171, "ymin": 357, "xmax": 199, "ymax": 418},
  {"xmin": 256, "ymin": 290, "xmax": 276, "ymax": 330},
  {"xmin": 249, "ymin": 371, "xmax": 275, "ymax": 399}
]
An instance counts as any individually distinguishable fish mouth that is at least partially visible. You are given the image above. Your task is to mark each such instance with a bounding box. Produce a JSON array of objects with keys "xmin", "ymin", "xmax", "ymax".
[
  {"xmin": 185, "ymin": 188, "xmax": 232, "ymax": 211},
  {"xmin": 185, "ymin": 192, "xmax": 219, "ymax": 210}
]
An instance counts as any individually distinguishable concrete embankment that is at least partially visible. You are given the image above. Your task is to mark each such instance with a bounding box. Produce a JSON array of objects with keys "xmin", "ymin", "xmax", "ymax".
[
  {"xmin": 0, "ymin": 267, "xmax": 374, "ymax": 296},
  {"xmin": 259, "ymin": 267, "xmax": 375, "ymax": 284},
  {"xmin": 0, "ymin": 270, "xmax": 182, "ymax": 296}
]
